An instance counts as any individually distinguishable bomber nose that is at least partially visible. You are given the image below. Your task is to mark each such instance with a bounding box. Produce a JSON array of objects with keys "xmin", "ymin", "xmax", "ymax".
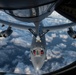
[
  {"xmin": 36, "ymin": 67, "xmax": 40, "ymax": 71},
  {"xmin": 32, "ymin": 57, "xmax": 45, "ymax": 71},
  {"xmin": 34, "ymin": 57, "xmax": 42, "ymax": 71}
]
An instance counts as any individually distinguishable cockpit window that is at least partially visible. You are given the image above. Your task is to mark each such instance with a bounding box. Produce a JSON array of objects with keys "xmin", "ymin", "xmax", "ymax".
[
  {"xmin": 33, "ymin": 50, "xmax": 36, "ymax": 55},
  {"xmin": 41, "ymin": 50, "xmax": 44, "ymax": 55},
  {"xmin": 32, "ymin": 49, "xmax": 44, "ymax": 56}
]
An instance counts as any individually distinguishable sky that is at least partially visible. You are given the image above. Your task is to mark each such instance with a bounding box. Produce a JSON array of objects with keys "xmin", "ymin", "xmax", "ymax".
[{"xmin": 0, "ymin": 11, "xmax": 76, "ymax": 75}]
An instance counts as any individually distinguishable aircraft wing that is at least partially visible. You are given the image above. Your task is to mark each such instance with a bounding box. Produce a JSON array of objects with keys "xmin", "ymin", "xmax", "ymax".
[
  {"xmin": 0, "ymin": 19, "xmax": 35, "ymax": 30},
  {"xmin": 43, "ymin": 22, "xmax": 76, "ymax": 32}
]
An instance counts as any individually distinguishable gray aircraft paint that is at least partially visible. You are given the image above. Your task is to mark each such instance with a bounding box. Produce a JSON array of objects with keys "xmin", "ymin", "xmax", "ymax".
[{"xmin": 30, "ymin": 22, "xmax": 46, "ymax": 71}]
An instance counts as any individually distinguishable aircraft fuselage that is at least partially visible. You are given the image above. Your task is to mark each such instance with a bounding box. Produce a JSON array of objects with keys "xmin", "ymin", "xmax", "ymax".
[{"xmin": 30, "ymin": 23, "xmax": 46, "ymax": 71}]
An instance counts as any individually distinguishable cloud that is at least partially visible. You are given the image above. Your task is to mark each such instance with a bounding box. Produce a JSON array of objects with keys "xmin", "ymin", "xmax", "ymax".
[
  {"xmin": 46, "ymin": 34, "xmax": 53, "ymax": 42},
  {"xmin": 24, "ymin": 66, "xmax": 31, "ymax": 74},
  {"xmin": 46, "ymin": 47, "xmax": 62, "ymax": 60},
  {"xmin": 59, "ymin": 34, "xmax": 68, "ymax": 39},
  {"xmin": 10, "ymin": 37, "xmax": 30, "ymax": 48},
  {"xmin": 0, "ymin": 51, "xmax": 9, "ymax": 64},
  {"xmin": 0, "ymin": 38, "xmax": 8, "ymax": 47},
  {"xmin": 14, "ymin": 62, "xmax": 26, "ymax": 74},
  {"xmin": 72, "ymin": 41, "xmax": 76, "ymax": 47},
  {"xmin": 51, "ymin": 33, "xmax": 57, "ymax": 38},
  {"xmin": 14, "ymin": 62, "xmax": 32, "ymax": 74},
  {"xmin": 11, "ymin": 31, "xmax": 20, "ymax": 38},
  {"xmin": 56, "ymin": 43, "xmax": 67, "ymax": 49}
]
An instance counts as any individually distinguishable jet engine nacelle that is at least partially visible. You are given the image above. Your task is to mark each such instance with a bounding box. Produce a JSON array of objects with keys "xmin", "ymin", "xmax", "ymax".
[
  {"xmin": 67, "ymin": 28, "xmax": 76, "ymax": 39},
  {"xmin": 0, "ymin": 27, "xmax": 13, "ymax": 38}
]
